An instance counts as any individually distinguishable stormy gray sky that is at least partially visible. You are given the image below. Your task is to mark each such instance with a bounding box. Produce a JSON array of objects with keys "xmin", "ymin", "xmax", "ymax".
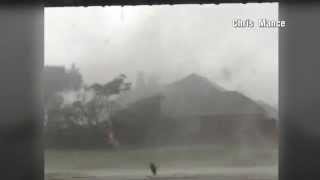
[{"xmin": 45, "ymin": 3, "xmax": 278, "ymax": 107}]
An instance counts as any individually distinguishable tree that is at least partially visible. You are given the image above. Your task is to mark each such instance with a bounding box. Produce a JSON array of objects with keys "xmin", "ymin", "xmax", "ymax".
[
  {"xmin": 90, "ymin": 74, "xmax": 130, "ymax": 96},
  {"xmin": 67, "ymin": 63, "xmax": 83, "ymax": 90},
  {"xmin": 88, "ymin": 74, "xmax": 131, "ymax": 147},
  {"xmin": 45, "ymin": 74, "xmax": 131, "ymax": 148}
]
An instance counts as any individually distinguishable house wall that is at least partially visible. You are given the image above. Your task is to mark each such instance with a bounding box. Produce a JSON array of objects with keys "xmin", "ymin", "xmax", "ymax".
[{"xmin": 197, "ymin": 114, "xmax": 277, "ymax": 145}]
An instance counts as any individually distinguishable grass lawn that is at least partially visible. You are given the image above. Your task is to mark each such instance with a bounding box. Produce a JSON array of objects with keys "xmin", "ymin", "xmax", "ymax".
[{"xmin": 45, "ymin": 144, "xmax": 278, "ymax": 172}]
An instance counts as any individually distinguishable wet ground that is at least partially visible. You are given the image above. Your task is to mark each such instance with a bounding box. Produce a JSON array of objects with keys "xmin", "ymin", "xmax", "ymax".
[
  {"xmin": 46, "ymin": 175, "xmax": 275, "ymax": 180},
  {"xmin": 46, "ymin": 166, "xmax": 277, "ymax": 180},
  {"xmin": 45, "ymin": 146, "xmax": 277, "ymax": 180}
]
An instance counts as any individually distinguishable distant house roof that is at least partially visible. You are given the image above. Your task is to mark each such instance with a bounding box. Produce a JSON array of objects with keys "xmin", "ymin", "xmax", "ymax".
[{"xmin": 44, "ymin": 0, "xmax": 278, "ymax": 7}]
